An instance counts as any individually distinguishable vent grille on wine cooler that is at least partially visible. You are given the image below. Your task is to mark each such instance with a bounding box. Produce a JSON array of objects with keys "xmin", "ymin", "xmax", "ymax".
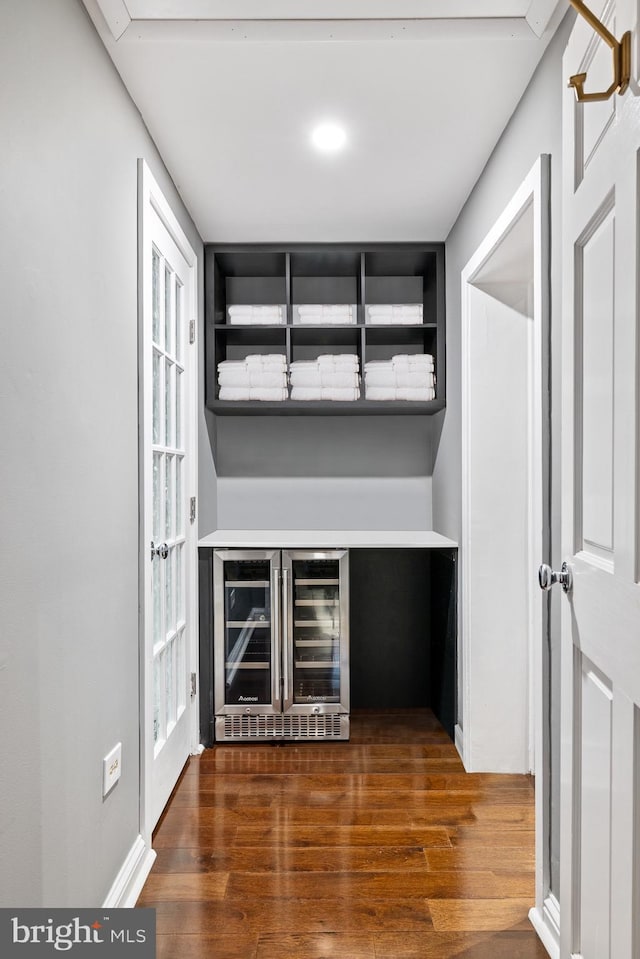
[{"xmin": 218, "ymin": 713, "xmax": 348, "ymax": 741}]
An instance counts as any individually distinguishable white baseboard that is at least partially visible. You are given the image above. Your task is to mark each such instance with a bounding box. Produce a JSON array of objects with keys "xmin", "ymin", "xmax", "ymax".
[
  {"xmin": 454, "ymin": 723, "xmax": 464, "ymax": 763},
  {"xmin": 529, "ymin": 894, "xmax": 560, "ymax": 959},
  {"xmin": 103, "ymin": 835, "xmax": 157, "ymax": 908}
]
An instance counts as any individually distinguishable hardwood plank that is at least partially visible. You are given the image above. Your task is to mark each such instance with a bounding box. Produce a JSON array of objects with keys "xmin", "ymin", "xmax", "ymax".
[
  {"xmin": 157, "ymin": 934, "xmax": 257, "ymax": 959},
  {"xmin": 225, "ymin": 870, "xmax": 534, "ymax": 900},
  {"xmin": 373, "ymin": 930, "xmax": 550, "ymax": 958},
  {"xmin": 428, "ymin": 898, "xmax": 535, "ymax": 931},
  {"xmin": 163, "ymin": 801, "xmax": 416, "ymax": 826},
  {"xmin": 137, "ymin": 872, "xmax": 229, "ymax": 902},
  {"xmin": 424, "ymin": 847, "xmax": 536, "ymax": 872},
  {"xmin": 151, "ymin": 899, "xmax": 433, "ymax": 935},
  {"xmin": 230, "ymin": 825, "xmax": 452, "ymax": 848},
  {"xmin": 473, "ymin": 804, "xmax": 536, "ymax": 825},
  {"xmin": 177, "ymin": 772, "xmax": 533, "ymax": 793},
  {"xmin": 256, "ymin": 933, "xmax": 376, "ymax": 959},
  {"xmin": 199, "ymin": 743, "xmax": 457, "ymax": 761},
  {"xmin": 195, "ymin": 755, "xmax": 465, "ymax": 775},
  {"xmin": 152, "ymin": 845, "xmax": 433, "ymax": 874},
  {"xmin": 174, "ymin": 784, "xmax": 534, "ymax": 809},
  {"xmin": 448, "ymin": 828, "xmax": 536, "ymax": 847},
  {"xmin": 153, "ymin": 826, "xmax": 238, "ymax": 849}
]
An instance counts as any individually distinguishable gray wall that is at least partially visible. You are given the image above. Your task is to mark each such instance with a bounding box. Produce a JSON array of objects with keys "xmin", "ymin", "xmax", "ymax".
[
  {"xmin": 213, "ymin": 416, "xmax": 434, "ymax": 530},
  {"xmin": 0, "ymin": 0, "xmax": 204, "ymax": 907},
  {"xmin": 434, "ymin": 10, "xmax": 576, "ymax": 895}
]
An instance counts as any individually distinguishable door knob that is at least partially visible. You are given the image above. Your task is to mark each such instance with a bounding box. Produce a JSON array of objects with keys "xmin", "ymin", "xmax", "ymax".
[
  {"xmin": 151, "ymin": 541, "xmax": 169, "ymax": 560},
  {"xmin": 538, "ymin": 562, "xmax": 572, "ymax": 593}
]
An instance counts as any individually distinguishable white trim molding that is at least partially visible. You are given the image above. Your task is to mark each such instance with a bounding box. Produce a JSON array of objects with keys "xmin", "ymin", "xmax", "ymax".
[
  {"xmin": 454, "ymin": 723, "xmax": 464, "ymax": 762},
  {"xmin": 460, "ymin": 154, "xmax": 549, "ymax": 775},
  {"xmin": 138, "ymin": 158, "xmax": 199, "ymax": 842},
  {"xmin": 525, "ymin": 0, "xmax": 564, "ymax": 37},
  {"xmin": 529, "ymin": 894, "xmax": 561, "ymax": 959},
  {"xmin": 102, "ymin": 835, "xmax": 156, "ymax": 908},
  {"xmin": 93, "ymin": 0, "xmax": 132, "ymax": 39},
  {"xmin": 461, "ymin": 154, "xmax": 554, "ymax": 953}
]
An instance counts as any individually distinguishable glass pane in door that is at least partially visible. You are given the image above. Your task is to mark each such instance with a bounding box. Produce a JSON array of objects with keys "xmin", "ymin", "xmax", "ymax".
[
  {"xmin": 292, "ymin": 559, "xmax": 341, "ymax": 704},
  {"xmin": 223, "ymin": 559, "xmax": 272, "ymax": 705},
  {"xmin": 151, "ymin": 250, "xmax": 188, "ymax": 750}
]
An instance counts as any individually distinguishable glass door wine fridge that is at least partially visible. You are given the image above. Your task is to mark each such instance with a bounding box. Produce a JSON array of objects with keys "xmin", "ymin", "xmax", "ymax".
[{"xmin": 213, "ymin": 549, "xmax": 349, "ymax": 741}]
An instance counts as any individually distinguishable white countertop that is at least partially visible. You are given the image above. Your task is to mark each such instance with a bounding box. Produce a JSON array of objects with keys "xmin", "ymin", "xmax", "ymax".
[{"xmin": 198, "ymin": 529, "xmax": 457, "ymax": 549}]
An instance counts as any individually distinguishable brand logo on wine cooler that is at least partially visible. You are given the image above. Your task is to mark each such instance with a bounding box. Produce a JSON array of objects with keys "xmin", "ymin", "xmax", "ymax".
[{"xmin": 238, "ymin": 696, "xmax": 258, "ymax": 702}]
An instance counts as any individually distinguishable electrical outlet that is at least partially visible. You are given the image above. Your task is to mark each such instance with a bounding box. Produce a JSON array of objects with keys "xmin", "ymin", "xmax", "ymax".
[{"xmin": 103, "ymin": 743, "xmax": 122, "ymax": 797}]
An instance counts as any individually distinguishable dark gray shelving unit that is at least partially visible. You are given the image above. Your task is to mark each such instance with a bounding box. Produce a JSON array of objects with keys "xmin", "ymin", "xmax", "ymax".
[{"xmin": 205, "ymin": 243, "xmax": 445, "ymax": 415}]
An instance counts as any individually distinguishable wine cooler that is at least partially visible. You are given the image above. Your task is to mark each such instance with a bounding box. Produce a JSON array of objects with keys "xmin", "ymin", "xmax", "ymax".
[{"xmin": 213, "ymin": 549, "xmax": 349, "ymax": 741}]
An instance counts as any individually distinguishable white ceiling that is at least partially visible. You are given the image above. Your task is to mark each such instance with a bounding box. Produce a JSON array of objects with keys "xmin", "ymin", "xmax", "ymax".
[{"xmin": 82, "ymin": 0, "xmax": 564, "ymax": 242}]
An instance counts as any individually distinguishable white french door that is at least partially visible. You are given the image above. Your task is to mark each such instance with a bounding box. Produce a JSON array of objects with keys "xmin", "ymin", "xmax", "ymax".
[
  {"xmin": 559, "ymin": 3, "xmax": 640, "ymax": 958},
  {"xmin": 139, "ymin": 161, "xmax": 198, "ymax": 834}
]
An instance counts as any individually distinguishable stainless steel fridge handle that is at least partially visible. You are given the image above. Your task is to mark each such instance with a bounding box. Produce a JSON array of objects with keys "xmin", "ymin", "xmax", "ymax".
[
  {"xmin": 282, "ymin": 567, "xmax": 291, "ymax": 708},
  {"xmin": 272, "ymin": 566, "xmax": 281, "ymax": 709}
]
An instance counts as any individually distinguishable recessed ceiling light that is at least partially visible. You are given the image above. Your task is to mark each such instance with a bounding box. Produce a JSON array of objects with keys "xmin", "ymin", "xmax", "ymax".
[{"xmin": 311, "ymin": 122, "xmax": 347, "ymax": 153}]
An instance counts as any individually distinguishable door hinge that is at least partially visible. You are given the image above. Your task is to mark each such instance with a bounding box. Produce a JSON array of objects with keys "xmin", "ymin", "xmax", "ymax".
[
  {"xmin": 189, "ymin": 319, "xmax": 196, "ymax": 344},
  {"xmin": 190, "ymin": 672, "xmax": 197, "ymax": 699},
  {"xmin": 190, "ymin": 496, "xmax": 196, "ymax": 524}
]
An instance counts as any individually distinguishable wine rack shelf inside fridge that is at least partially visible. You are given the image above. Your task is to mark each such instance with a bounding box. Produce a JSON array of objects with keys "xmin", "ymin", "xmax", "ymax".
[{"xmin": 213, "ymin": 548, "xmax": 349, "ymax": 741}]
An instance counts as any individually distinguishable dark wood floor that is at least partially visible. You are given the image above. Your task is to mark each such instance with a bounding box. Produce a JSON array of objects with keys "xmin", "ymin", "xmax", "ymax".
[{"xmin": 138, "ymin": 710, "xmax": 548, "ymax": 959}]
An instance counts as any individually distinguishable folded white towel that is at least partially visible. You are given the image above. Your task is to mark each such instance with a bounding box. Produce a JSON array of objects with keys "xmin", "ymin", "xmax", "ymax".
[
  {"xmin": 366, "ymin": 306, "xmax": 422, "ymax": 327},
  {"xmin": 228, "ymin": 305, "xmax": 284, "ymax": 318},
  {"xmin": 396, "ymin": 387, "xmax": 435, "ymax": 401},
  {"xmin": 391, "ymin": 363, "xmax": 434, "ymax": 374},
  {"xmin": 391, "ymin": 353, "xmax": 434, "ymax": 367},
  {"xmin": 218, "ymin": 370, "xmax": 288, "ymax": 388},
  {"xmin": 364, "ymin": 387, "xmax": 397, "ymax": 401},
  {"xmin": 366, "ymin": 386, "xmax": 435, "ymax": 401},
  {"xmin": 365, "ymin": 370, "xmax": 435, "ymax": 389},
  {"xmin": 217, "ymin": 360, "xmax": 250, "ymax": 372},
  {"xmin": 363, "ymin": 360, "xmax": 393, "ymax": 370},
  {"xmin": 291, "ymin": 387, "xmax": 360, "ymax": 401},
  {"xmin": 289, "ymin": 361, "xmax": 319, "ymax": 371},
  {"xmin": 297, "ymin": 305, "xmax": 353, "ymax": 317},
  {"xmin": 219, "ymin": 387, "xmax": 288, "ymax": 401},
  {"xmin": 289, "ymin": 370, "xmax": 360, "ymax": 388},
  {"xmin": 367, "ymin": 304, "xmax": 422, "ymax": 316},
  {"xmin": 245, "ymin": 354, "xmax": 287, "ymax": 367},
  {"xmin": 317, "ymin": 354, "xmax": 359, "ymax": 368}
]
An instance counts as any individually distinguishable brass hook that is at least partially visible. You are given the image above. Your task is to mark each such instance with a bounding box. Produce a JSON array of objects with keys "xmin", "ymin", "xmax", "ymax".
[{"xmin": 567, "ymin": 0, "xmax": 631, "ymax": 101}]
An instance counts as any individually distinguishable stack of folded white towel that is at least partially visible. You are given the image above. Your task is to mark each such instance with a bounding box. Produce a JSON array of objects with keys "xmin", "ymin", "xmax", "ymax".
[
  {"xmin": 227, "ymin": 305, "xmax": 285, "ymax": 326},
  {"xmin": 289, "ymin": 354, "xmax": 361, "ymax": 401},
  {"xmin": 218, "ymin": 354, "xmax": 288, "ymax": 401},
  {"xmin": 295, "ymin": 305, "xmax": 356, "ymax": 326},
  {"xmin": 365, "ymin": 353, "xmax": 435, "ymax": 401},
  {"xmin": 366, "ymin": 304, "xmax": 423, "ymax": 325}
]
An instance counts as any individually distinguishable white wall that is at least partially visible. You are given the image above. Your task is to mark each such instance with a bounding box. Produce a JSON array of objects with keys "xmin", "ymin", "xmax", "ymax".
[
  {"xmin": 217, "ymin": 477, "xmax": 432, "ymax": 529},
  {"xmin": 433, "ymin": 9, "xmax": 576, "ymax": 892},
  {"xmin": 213, "ymin": 415, "xmax": 434, "ymax": 531},
  {"xmin": 0, "ymin": 0, "xmax": 204, "ymax": 906}
]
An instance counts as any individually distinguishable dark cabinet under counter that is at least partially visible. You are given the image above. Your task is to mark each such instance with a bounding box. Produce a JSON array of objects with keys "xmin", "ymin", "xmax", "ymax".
[{"xmin": 198, "ymin": 533, "xmax": 457, "ymax": 746}]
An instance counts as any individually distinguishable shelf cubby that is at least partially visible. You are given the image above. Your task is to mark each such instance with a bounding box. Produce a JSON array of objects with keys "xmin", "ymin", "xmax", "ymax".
[{"xmin": 205, "ymin": 243, "xmax": 445, "ymax": 415}]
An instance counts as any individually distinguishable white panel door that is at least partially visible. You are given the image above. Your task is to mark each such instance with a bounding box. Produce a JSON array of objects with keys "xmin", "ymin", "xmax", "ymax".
[
  {"xmin": 140, "ymin": 162, "xmax": 198, "ymax": 833},
  {"xmin": 560, "ymin": 4, "xmax": 640, "ymax": 958}
]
